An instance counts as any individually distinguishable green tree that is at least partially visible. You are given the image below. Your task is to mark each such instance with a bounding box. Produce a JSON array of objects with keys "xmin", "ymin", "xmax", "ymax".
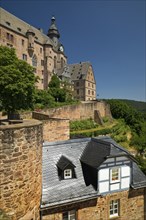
[
  {"xmin": 48, "ymin": 74, "xmax": 67, "ymax": 102},
  {"xmin": 0, "ymin": 46, "xmax": 36, "ymax": 118},
  {"xmin": 49, "ymin": 74, "xmax": 60, "ymax": 88},
  {"xmin": 34, "ymin": 89, "xmax": 56, "ymax": 109},
  {"xmin": 107, "ymin": 99, "xmax": 143, "ymax": 134},
  {"xmin": 130, "ymin": 122, "xmax": 146, "ymax": 156}
]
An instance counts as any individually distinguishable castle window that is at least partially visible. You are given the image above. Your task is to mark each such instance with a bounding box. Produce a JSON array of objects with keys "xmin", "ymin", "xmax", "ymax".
[
  {"xmin": 76, "ymin": 82, "xmax": 79, "ymax": 87},
  {"xmin": 6, "ymin": 21, "xmax": 11, "ymax": 26},
  {"xmin": 88, "ymin": 90, "xmax": 90, "ymax": 95},
  {"xmin": 40, "ymin": 47, "xmax": 42, "ymax": 53},
  {"xmin": 110, "ymin": 200, "xmax": 119, "ymax": 218},
  {"xmin": 110, "ymin": 168, "xmax": 120, "ymax": 183},
  {"xmin": 41, "ymin": 60, "xmax": 44, "ymax": 66},
  {"xmin": 77, "ymin": 89, "xmax": 79, "ymax": 95},
  {"xmin": 54, "ymin": 56, "xmax": 57, "ymax": 68},
  {"xmin": 22, "ymin": 54, "xmax": 27, "ymax": 61},
  {"xmin": 32, "ymin": 55, "xmax": 37, "ymax": 67},
  {"xmin": 7, "ymin": 33, "xmax": 13, "ymax": 41},
  {"xmin": 92, "ymin": 91, "xmax": 94, "ymax": 95},
  {"xmin": 22, "ymin": 39, "xmax": 24, "ymax": 46},
  {"xmin": 7, "ymin": 43, "xmax": 13, "ymax": 48},
  {"xmin": 61, "ymin": 57, "xmax": 63, "ymax": 68},
  {"xmin": 64, "ymin": 169, "xmax": 72, "ymax": 179},
  {"xmin": 63, "ymin": 210, "xmax": 76, "ymax": 220}
]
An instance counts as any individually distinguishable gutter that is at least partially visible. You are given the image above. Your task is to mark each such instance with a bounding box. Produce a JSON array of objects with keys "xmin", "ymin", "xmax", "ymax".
[{"xmin": 40, "ymin": 194, "xmax": 99, "ymax": 211}]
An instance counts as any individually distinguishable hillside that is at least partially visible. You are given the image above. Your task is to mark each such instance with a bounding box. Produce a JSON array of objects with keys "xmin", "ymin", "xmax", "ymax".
[{"xmin": 104, "ymin": 99, "xmax": 146, "ymax": 114}]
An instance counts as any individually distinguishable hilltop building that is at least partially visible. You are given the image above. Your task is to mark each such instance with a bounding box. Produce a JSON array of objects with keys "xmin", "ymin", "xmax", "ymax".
[{"xmin": 0, "ymin": 7, "xmax": 96, "ymax": 101}]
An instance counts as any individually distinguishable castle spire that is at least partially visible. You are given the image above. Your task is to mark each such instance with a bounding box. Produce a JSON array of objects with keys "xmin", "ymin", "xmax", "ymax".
[{"xmin": 47, "ymin": 16, "xmax": 60, "ymax": 40}]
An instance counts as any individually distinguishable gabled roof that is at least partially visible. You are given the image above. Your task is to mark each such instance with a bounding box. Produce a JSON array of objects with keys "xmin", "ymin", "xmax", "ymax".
[
  {"xmin": 0, "ymin": 7, "xmax": 64, "ymax": 51},
  {"xmin": 57, "ymin": 155, "xmax": 75, "ymax": 170},
  {"xmin": 58, "ymin": 62, "xmax": 93, "ymax": 81},
  {"xmin": 42, "ymin": 137, "xmax": 146, "ymax": 210},
  {"xmin": 80, "ymin": 137, "xmax": 137, "ymax": 168}
]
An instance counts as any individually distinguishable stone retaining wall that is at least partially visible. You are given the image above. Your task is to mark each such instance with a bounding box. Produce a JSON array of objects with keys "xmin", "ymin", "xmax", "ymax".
[{"xmin": 34, "ymin": 101, "xmax": 112, "ymax": 122}]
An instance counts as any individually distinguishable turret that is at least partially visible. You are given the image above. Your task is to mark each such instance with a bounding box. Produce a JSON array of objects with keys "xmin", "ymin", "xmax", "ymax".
[
  {"xmin": 26, "ymin": 28, "xmax": 35, "ymax": 56},
  {"xmin": 47, "ymin": 16, "xmax": 60, "ymax": 47}
]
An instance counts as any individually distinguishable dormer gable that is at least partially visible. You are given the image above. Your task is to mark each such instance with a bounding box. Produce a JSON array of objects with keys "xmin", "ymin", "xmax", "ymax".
[
  {"xmin": 57, "ymin": 155, "xmax": 76, "ymax": 180},
  {"xmin": 80, "ymin": 137, "xmax": 138, "ymax": 194}
]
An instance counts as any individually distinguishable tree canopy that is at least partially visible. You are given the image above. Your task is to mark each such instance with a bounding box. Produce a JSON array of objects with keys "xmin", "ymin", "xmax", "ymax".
[
  {"xmin": 0, "ymin": 46, "xmax": 36, "ymax": 115},
  {"xmin": 48, "ymin": 74, "xmax": 73, "ymax": 102}
]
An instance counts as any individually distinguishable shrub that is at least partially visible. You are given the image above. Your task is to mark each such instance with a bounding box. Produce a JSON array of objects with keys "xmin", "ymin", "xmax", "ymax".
[{"xmin": 70, "ymin": 119, "xmax": 98, "ymax": 131}]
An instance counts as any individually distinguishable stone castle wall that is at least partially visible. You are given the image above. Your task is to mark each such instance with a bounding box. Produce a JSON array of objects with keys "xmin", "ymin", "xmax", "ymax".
[
  {"xmin": 41, "ymin": 188, "xmax": 146, "ymax": 220},
  {"xmin": 32, "ymin": 112, "xmax": 70, "ymax": 142},
  {"xmin": 43, "ymin": 119, "xmax": 69, "ymax": 142},
  {"xmin": 38, "ymin": 101, "xmax": 112, "ymax": 122},
  {"xmin": 0, "ymin": 120, "xmax": 43, "ymax": 220}
]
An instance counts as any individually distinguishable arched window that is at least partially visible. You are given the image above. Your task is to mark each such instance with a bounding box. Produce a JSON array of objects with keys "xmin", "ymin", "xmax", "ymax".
[
  {"xmin": 32, "ymin": 54, "xmax": 37, "ymax": 67},
  {"xmin": 54, "ymin": 56, "xmax": 57, "ymax": 68}
]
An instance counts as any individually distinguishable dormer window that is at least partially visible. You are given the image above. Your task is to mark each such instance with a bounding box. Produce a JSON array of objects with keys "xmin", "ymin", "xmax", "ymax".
[
  {"xmin": 110, "ymin": 168, "xmax": 120, "ymax": 183},
  {"xmin": 57, "ymin": 155, "xmax": 76, "ymax": 180},
  {"xmin": 64, "ymin": 169, "xmax": 72, "ymax": 179},
  {"xmin": 6, "ymin": 21, "xmax": 11, "ymax": 26},
  {"xmin": 17, "ymin": 27, "xmax": 21, "ymax": 32}
]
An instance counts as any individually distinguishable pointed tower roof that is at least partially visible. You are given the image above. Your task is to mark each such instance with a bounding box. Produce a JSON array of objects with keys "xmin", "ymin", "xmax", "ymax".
[{"xmin": 47, "ymin": 16, "xmax": 60, "ymax": 38}]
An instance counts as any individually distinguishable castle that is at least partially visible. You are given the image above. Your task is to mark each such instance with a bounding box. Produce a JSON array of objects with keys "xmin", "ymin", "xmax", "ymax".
[
  {"xmin": 0, "ymin": 7, "xmax": 96, "ymax": 101},
  {"xmin": 0, "ymin": 7, "xmax": 146, "ymax": 220}
]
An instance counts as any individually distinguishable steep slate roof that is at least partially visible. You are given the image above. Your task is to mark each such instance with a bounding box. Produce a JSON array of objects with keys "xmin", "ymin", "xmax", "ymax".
[
  {"xmin": 41, "ymin": 137, "xmax": 146, "ymax": 210},
  {"xmin": 0, "ymin": 7, "xmax": 49, "ymax": 44},
  {"xmin": 58, "ymin": 62, "xmax": 92, "ymax": 81},
  {"xmin": 0, "ymin": 7, "xmax": 64, "ymax": 52}
]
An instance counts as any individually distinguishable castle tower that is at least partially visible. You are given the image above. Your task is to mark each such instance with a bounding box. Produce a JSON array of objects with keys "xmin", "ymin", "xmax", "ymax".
[
  {"xmin": 0, "ymin": 120, "xmax": 43, "ymax": 220},
  {"xmin": 47, "ymin": 16, "xmax": 60, "ymax": 47}
]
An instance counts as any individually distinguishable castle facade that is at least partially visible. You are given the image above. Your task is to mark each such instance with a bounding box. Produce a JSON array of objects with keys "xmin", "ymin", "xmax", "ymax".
[{"xmin": 0, "ymin": 7, "xmax": 96, "ymax": 101}]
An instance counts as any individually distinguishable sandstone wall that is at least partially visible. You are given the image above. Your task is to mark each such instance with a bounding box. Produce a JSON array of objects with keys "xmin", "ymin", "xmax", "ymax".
[
  {"xmin": 41, "ymin": 188, "xmax": 145, "ymax": 220},
  {"xmin": 37, "ymin": 101, "xmax": 112, "ymax": 122},
  {"xmin": 0, "ymin": 120, "xmax": 43, "ymax": 220},
  {"xmin": 32, "ymin": 112, "xmax": 69, "ymax": 142}
]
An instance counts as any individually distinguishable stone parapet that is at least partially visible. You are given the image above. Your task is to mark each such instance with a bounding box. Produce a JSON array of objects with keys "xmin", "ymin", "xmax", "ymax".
[{"xmin": 32, "ymin": 112, "xmax": 69, "ymax": 142}]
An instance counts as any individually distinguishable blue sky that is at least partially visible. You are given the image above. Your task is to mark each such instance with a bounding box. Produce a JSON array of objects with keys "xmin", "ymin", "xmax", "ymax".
[{"xmin": 1, "ymin": 0, "xmax": 145, "ymax": 101}]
